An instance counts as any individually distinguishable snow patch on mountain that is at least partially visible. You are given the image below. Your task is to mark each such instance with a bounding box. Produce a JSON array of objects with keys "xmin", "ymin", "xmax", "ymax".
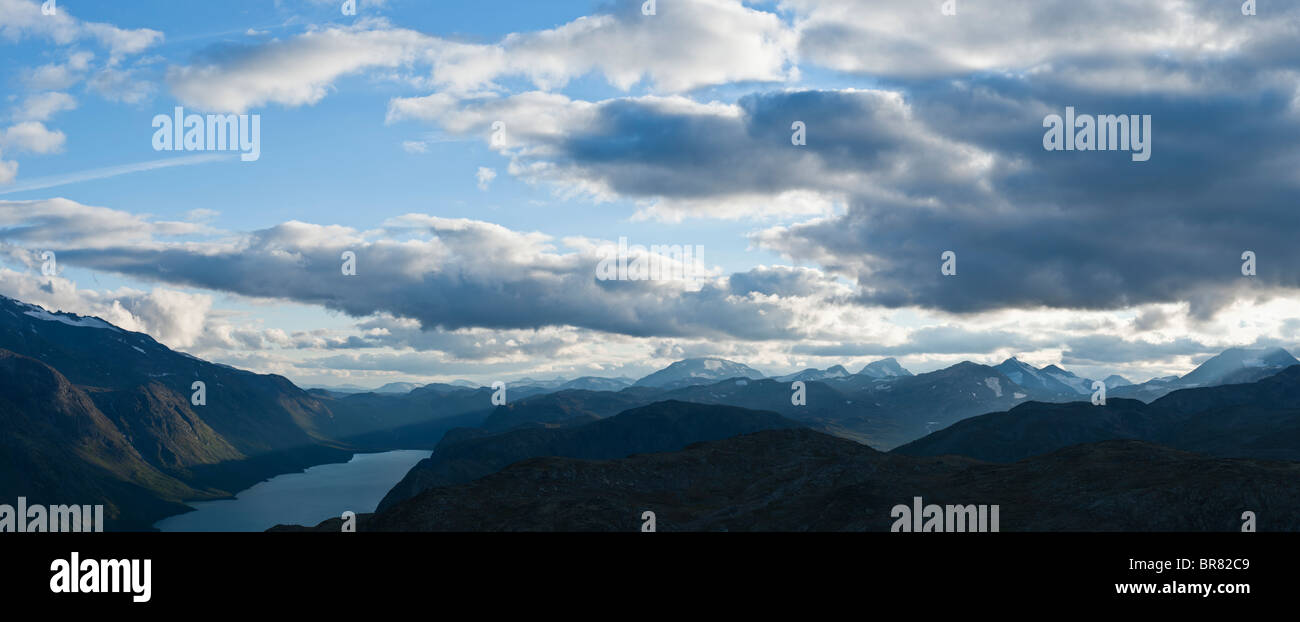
[{"xmin": 22, "ymin": 308, "xmax": 117, "ymax": 330}]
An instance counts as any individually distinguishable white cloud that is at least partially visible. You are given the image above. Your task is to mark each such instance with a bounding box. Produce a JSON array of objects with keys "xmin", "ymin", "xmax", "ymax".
[
  {"xmin": 0, "ymin": 0, "xmax": 163, "ymax": 58},
  {"xmin": 475, "ymin": 166, "xmax": 496, "ymax": 191},
  {"xmin": 787, "ymin": 0, "xmax": 1298, "ymax": 91},
  {"xmin": 1, "ymin": 121, "xmax": 66, "ymax": 154},
  {"xmin": 167, "ymin": 0, "xmax": 797, "ymax": 112},
  {"xmin": 22, "ymin": 51, "xmax": 93, "ymax": 90},
  {"xmin": 167, "ymin": 23, "xmax": 438, "ymax": 112},
  {"xmin": 0, "ymin": 154, "xmax": 16, "ymax": 184},
  {"xmin": 14, "ymin": 92, "xmax": 76, "ymax": 122},
  {"xmin": 0, "ymin": 198, "xmax": 209, "ymax": 247},
  {"xmin": 88, "ymin": 66, "xmax": 154, "ymax": 103}
]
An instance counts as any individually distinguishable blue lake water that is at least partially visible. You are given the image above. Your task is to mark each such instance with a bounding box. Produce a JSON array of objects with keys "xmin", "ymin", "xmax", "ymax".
[{"xmin": 154, "ymin": 450, "xmax": 430, "ymax": 532}]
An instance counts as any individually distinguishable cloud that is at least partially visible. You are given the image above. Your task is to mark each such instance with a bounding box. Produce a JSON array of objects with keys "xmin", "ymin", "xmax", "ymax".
[
  {"xmin": 23, "ymin": 52, "xmax": 94, "ymax": 90},
  {"xmin": 0, "ymin": 0, "xmax": 163, "ymax": 58},
  {"xmin": 788, "ymin": 0, "xmax": 1296, "ymax": 87},
  {"xmin": 167, "ymin": 22, "xmax": 438, "ymax": 112},
  {"xmin": 13, "ymin": 92, "xmax": 76, "ymax": 122},
  {"xmin": 0, "ymin": 268, "xmax": 214, "ymax": 348},
  {"xmin": 1, "ymin": 121, "xmax": 66, "ymax": 154},
  {"xmin": 0, "ymin": 154, "xmax": 15, "ymax": 184},
  {"xmin": 166, "ymin": 0, "xmax": 796, "ymax": 112},
  {"xmin": 87, "ymin": 66, "xmax": 155, "ymax": 103},
  {"xmin": 0, "ymin": 198, "xmax": 210, "ymax": 247},
  {"xmin": 387, "ymin": 89, "xmax": 991, "ymax": 220},
  {"xmin": 475, "ymin": 166, "xmax": 496, "ymax": 191},
  {"xmin": 0, "ymin": 199, "xmax": 853, "ymax": 342}
]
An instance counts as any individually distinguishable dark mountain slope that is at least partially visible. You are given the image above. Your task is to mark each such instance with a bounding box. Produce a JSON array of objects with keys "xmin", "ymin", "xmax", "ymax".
[
  {"xmin": 0, "ymin": 296, "xmax": 505, "ymax": 527},
  {"xmin": 0, "ymin": 350, "xmax": 201, "ymax": 528},
  {"xmin": 376, "ymin": 400, "xmax": 803, "ymax": 512},
  {"xmin": 89, "ymin": 381, "xmax": 242, "ymax": 476},
  {"xmin": 320, "ymin": 430, "xmax": 1300, "ymax": 532}
]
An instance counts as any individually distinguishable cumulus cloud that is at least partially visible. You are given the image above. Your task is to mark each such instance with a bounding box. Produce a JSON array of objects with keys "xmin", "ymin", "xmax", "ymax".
[
  {"xmin": 0, "ymin": 268, "xmax": 213, "ymax": 348},
  {"xmin": 167, "ymin": 22, "xmax": 438, "ymax": 112},
  {"xmin": 0, "ymin": 198, "xmax": 851, "ymax": 342},
  {"xmin": 13, "ymin": 92, "xmax": 76, "ymax": 122},
  {"xmin": 1, "ymin": 121, "xmax": 66, "ymax": 154},
  {"xmin": 0, "ymin": 0, "xmax": 163, "ymax": 57},
  {"xmin": 166, "ymin": 0, "xmax": 795, "ymax": 112},
  {"xmin": 387, "ymin": 89, "xmax": 993, "ymax": 220},
  {"xmin": 0, "ymin": 198, "xmax": 209, "ymax": 247},
  {"xmin": 788, "ymin": 0, "xmax": 1295, "ymax": 87}
]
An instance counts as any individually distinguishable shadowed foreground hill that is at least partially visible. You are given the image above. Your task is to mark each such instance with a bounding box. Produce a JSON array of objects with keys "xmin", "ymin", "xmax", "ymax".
[
  {"xmin": 0, "ymin": 351, "xmax": 197, "ymax": 528},
  {"xmin": 377, "ymin": 400, "xmax": 803, "ymax": 511},
  {"xmin": 283, "ymin": 429, "xmax": 1300, "ymax": 532}
]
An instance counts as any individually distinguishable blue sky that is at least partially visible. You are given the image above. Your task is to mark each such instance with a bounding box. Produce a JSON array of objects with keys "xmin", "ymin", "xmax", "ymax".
[{"xmin": 1, "ymin": 0, "xmax": 1299, "ymax": 387}]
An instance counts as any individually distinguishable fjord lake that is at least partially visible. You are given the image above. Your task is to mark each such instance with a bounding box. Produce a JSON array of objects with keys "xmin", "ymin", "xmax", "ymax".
[{"xmin": 154, "ymin": 450, "xmax": 430, "ymax": 532}]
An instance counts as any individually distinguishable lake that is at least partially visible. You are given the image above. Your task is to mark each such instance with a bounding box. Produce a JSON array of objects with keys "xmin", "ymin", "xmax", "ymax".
[{"xmin": 154, "ymin": 450, "xmax": 430, "ymax": 532}]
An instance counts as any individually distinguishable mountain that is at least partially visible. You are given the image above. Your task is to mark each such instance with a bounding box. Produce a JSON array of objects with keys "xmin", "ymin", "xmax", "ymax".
[
  {"xmin": 1112, "ymin": 347, "xmax": 1299, "ymax": 401},
  {"xmin": 0, "ymin": 295, "xmax": 498, "ymax": 528},
  {"xmin": 1179, "ymin": 347, "xmax": 1298, "ymax": 387},
  {"xmin": 373, "ymin": 382, "xmax": 423, "ymax": 394},
  {"xmin": 845, "ymin": 362, "xmax": 1032, "ymax": 442},
  {"xmin": 376, "ymin": 400, "xmax": 803, "ymax": 512},
  {"xmin": 293, "ymin": 430, "xmax": 1300, "ymax": 532},
  {"xmin": 776, "ymin": 365, "xmax": 850, "ymax": 382},
  {"xmin": 474, "ymin": 389, "xmax": 650, "ymax": 432},
  {"xmin": 509, "ymin": 376, "xmax": 570, "ymax": 390},
  {"xmin": 633, "ymin": 357, "xmax": 766, "ymax": 389},
  {"xmin": 0, "ymin": 296, "xmax": 338, "ymax": 458},
  {"xmin": 993, "ymin": 358, "xmax": 1090, "ymax": 398},
  {"xmin": 857, "ymin": 358, "xmax": 912, "ymax": 378},
  {"xmin": 1102, "ymin": 374, "xmax": 1133, "ymax": 388},
  {"xmin": 649, "ymin": 362, "xmax": 1036, "ymax": 448},
  {"xmin": 1039, "ymin": 365, "xmax": 1092, "ymax": 395},
  {"xmin": 0, "ymin": 350, "xmax": 200, "ymax": 529},
  {"xmin": 557, "ymin": 376, "xmax": 634, "ymax": 391},
  {"xmin": 895, "ymin": 365, "xmax": 1300, "ymax": 463}
]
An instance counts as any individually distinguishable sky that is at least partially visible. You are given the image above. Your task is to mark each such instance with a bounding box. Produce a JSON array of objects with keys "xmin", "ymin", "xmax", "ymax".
[{"xmin": 0, "ymin": 0, "xmax": 1298, "ymax": 388}]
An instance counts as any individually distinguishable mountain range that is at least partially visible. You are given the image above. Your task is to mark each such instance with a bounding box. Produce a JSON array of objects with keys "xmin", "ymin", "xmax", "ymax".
[
  {"xmin": 2, "ymin": 293, "xmax": 1296, "ymax": 531},
  {"xmin": 297, "ymin": 351, "xmax": 1300, "ymax": 531}
]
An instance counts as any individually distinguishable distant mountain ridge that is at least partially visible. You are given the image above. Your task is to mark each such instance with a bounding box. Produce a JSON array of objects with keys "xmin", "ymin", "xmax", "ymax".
[
  {"xmin": 895, "ymin": 364, "xmax": 1300, "ymax": 463},
  {"xmin": 1108, "ymin": 347, "xmax": 1299, "ymax": 401}
]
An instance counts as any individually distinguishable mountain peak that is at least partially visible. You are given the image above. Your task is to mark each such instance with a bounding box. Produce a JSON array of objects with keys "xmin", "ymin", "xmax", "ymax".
[
  {"xmin": 858, "ymin": 357, "xmax": 912, "ymax": 378},
  {"xmin": 633, "ymin": 357, "xmax": 765, "ymax": 389},
  {"xmin": 1180, "ymin": 347, "xmax": 1299, "ymax": 387}
]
